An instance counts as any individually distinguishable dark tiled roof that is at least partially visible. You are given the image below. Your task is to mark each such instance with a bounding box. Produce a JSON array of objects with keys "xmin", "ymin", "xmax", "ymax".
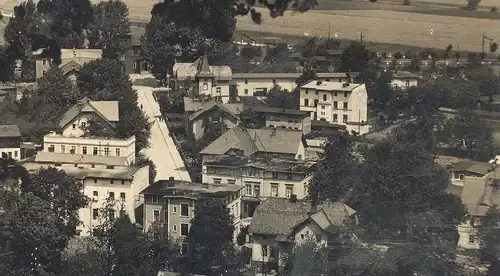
[
  {"xmin": 60, "ymin": 60, "xmax": 82, "ymax": 75},
  {"xmin": 204, "ymin": 155, "xmax": 314, "ymax": 173},
  {"xmin": 451, "ymin": 160, "xmax": 492, "ymax": 175},
  {"xmin": 0, "ymin": 125, "xmax": 20, "ymax": 137},
  {"xmin": 58, "ymin": 99, "xmax": 119, "ymax": 129},
  {"xmin": 141, "ymin": 179, "xmax": 243, "ymax": 198},
  {"xmin": 249, "ymin": 198, "xmax": 356, "ymax": 236},
  {"xmin": 251, "ymin": 106, "xmax": 309, "ymax": 116},
  {"xmin": 188, "ymin": 100, "xmax": 241, "ymax": 121}
]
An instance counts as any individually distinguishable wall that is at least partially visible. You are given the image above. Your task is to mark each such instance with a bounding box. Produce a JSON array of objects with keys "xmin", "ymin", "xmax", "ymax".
[
  {"xmin": 264, "ymin": 113, "xmax": 305, "ymax": 131},
  {"xmin": 76, "ymin": 165, "xmax": 149, "ymax": 236},
  {"xmin": 0, "ymin": 147, "xmax": 20, "ymax": 160},
  {"xmin": 44, "ymin": 133, "xmax": 136, "ymax": 164},
  {"xmin": 391, "ymin": 78, "xmax": 418, "ymax": 89},
  {"xmin": 450, "ymin": 170, "xmax": 484, "ymax": 186},
  {"xmin": 61, "ymin": 113, "xmax": 104, "ymax": 137},
  {"xmin": 457, "ymin": 219, "xmax": 479, "ymax": 250},
  {"xmin": 293, "ymin": 222, "xmax": 328, "ymax": 246},
  {"xmin": 191, "ymin": 108, "xmax": 237, "ymax": 139}
]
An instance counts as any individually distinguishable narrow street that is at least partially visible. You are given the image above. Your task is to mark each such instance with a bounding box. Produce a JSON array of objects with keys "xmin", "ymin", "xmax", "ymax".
[{"xmin": 134, "ymin": 85, "xmax": 191, "ymax": 182}]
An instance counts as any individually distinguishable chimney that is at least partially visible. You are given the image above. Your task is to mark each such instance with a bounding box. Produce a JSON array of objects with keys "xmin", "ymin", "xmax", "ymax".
[
  {"xmin": 289, "ymin": 194, "xmax": 297, "ymax": 203},
  {"xmin": 169, "ymin": 177, "xmax": 174, "ymax": 181}
]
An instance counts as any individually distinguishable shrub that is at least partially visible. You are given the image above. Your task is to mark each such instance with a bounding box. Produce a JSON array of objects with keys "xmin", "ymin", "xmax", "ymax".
[{"xmin": 491, "ymin": 6, "xmax": 497, "ymax": 12}]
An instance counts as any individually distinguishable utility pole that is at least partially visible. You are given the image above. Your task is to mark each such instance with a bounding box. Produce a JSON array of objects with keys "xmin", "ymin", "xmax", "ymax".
[
  {"xmin": 482, "ymin": 33, "xmax": 486, "ymax": 54},
  {"xmin": 360, "ymin": 30, "xmax": 365, "ymax": 44},
  {"xmin": 328, "ymin": 25, "xmax": 331, "ymax": 40}
]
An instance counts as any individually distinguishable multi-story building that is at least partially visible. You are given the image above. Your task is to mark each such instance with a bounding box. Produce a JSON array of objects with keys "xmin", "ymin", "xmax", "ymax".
[
  {"xmin": 250, "ymin": 106, "xmax": 311, "ymax": 135},
  {"xmin": 0, "ymin": 125, "xmax": 21, "ymax": 160},
  {"xmin": 200, "ymin": 126, "xmax": 306, "ymax": 163},
  {"xmin": 23, "ymin": 157, "xmax": 149, "ymax": 236},
  {"xmin": 187, "ymin": 100, "xmax": 242, "ymax": 139},
  {"xmin": 35, "ymin": 49, "xmax": 102, "ymax": 79},
  {"xmin": 249, "ymin": 197, "xmax": 357, "ymax": 272},
  {"xmin": 202, "ymin": 155, "xmax": 315, "ymax": 226},
  {"xmin": 391, "ymin": 71, "xmax": 419, "ymax": 90},
  {"xmin": 300, "ymin": 80, "xmax": 370, "ymax": 135},
  {"xmin": 140, "ymin": 177, "xmax": 244, "ymax": 248},
  {"xmin": 42, "ymin": 98, "xmax": 136, "ymax": 165}
]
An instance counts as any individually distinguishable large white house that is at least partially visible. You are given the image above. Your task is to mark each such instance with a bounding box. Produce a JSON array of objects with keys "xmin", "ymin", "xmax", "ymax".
[
  {"xmin": 172, "ymin": 56, "xmax": 355, "ymax": 102},
  {"xmin": 299, "ymin": 80, "xmax": 370, "ymax": 134},
  {"xmin": 0, "ymin": 125, "xmax": 21, "ymax": 160},
  {"xmin": 42, "ymin": 98, "xmax": 136, "ymax": 165}
]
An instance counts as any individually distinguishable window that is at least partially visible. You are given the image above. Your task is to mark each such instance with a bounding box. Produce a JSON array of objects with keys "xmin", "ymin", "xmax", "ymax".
[
  {"xmin": 74, "ymin": 164, "xmax": 78, "ymax": 167},
  {"xmin": 212, "ymin": 116, "xmax": 220, "ymax": 123},
  {"xmin": 271, "ymin": 184, "xmax": 279, "ymax": 197},
  {"xmin": 42, "ymin": 58, "xmax": 47, "ymax": 65},
  {"xmin": 262, "ymin": 245, "xmax": 268, "ymax": 257},
  {"xmin": 181, "ymin": 223, "xmax": 189, "ymax": 236},
  {"xmin": 92, "ymin": 209, "xmax": 99, "ymax": 219},
  {"xmin": 459, "ymin": 174, "xmax": 464, "ymax": 180},
  {"xmin": 173, "ymin": 206, "xmax": 177, "ymax": 213},
  {"xmin": 343, "ymin": 115, "xmax": 348, "ymax": 123},
  {"xmin": 93, "ymin": 147, "xmax": 98, "ymax": 155},
  {"xmin": 94, "ymin": 179, "xmax": 97, "ymax": 183},
  {"xmin": 287, "ymin": 172, "xmax": 293, "ymax": 180},
  {"xmin": 202, "ymin": 82, "xmax": 208, "ymax": 90},
  {"xmin": 181, "ymin": 243, "xmax": 188, "ymax": 255},
  {"xmin": 285, "ymin": 185, "xmax": 293, "ymax": 198},
  {"xmin": 343, "ymin": 102, "xmax": 348, "ymax": 110},
  {"xmin": 132, "ymin": 61, "xmax": 137, "ymax": 69},
  {"xmin": 314, "ymin": 99, "xmax": 318, "ymax": 107},
  {"xmin": 14, "ymin": 151, "xmax": 18, "ymax": 158},
  {"xmin": 344, "ymin": 92, "xmax": 348, "ymax": 97},
  {"xmin": 244, "ymin": 89, "xmax": 248, "ymax": 94},
  {"xmin": 72, "ymin": 123, "xmax": 76, "ymax": 129},
  {"xmin": 93, "ymin": 191, "xmax": 98, "ymax": 197},
  {"xmin": 213, "ymin": 178, "xmax": 221, "ymax": 184},
  {"xmin": 115, "ymin": 148, "xmax": 120, "ymax": 156},
  {"xmin": 173, "ymin": 224, "xmax": 177, "ymax": 232},
  {"xmin": 272, "ymin": 172, "xmax": 278, "ymax": 179},
  {"xmin": 121, "ymin": 180, "xmax": 125, "ymax": 185},
  {"xmin": 244, "ymin": 78, "xmax": 248, "ymax": 84},
  {"xmin": 181, "ymin": 203, "xmax": 189, "ymax": 217},
  {"xmin": 109, "ymin": 192, "xmax": 115, "ymax": 200},
  {"xmin": 216, "ymin": 87, "xmax": 221, "ymax": 94},
  {"xmin": 120, "ymin": 192, "xmax": 125, "ymax": 200},
  {"xmin": 48, "ymin": 145, "xmax": 55, "ymax": 152},
  {"xmin": 152, "ymin": 195, "xmax": 158, "ymax": 203},
  {"xmin": 316, "ymin": 234, "xmax": 322, "ymax": 242},
  {"xmin": 110, "ymin": 179, "xmax": 114, "ymax": 184},
  {"xmin": 108, "ymin": 209, "xmax": 115, "ymax": 221},
  {"xmin": 91, "ymin": 164, "xmax": 95, "ymax": 168},
  {"xmin": 272, "ymin": 79, "xmax": 276, "ymax": 84},
  {"xmin": 82, "ymin": 146, "xmax": 87, "ymax": 155},
  {"xmin": 60, "ymin": 145, "xmax": 65, "ymax": 153},
  {"xmin": 323, "ymin": 94, "xmax": 327, "ymax": 101},
  {"xmin": 153, "ymin": 210, "xmax": 160, "ymax": 221},
  {"xmin": 334, "ymin": 101, "xmax": 338, "ymax": 109},
  {"xmin": 106, "ymin": 165, "xmax": 115, "ymax": 169},
  {"xmin": 305, "ymin": 89, "xmax": 309, "ymax": 94},
  {"xmin": 70, "ymin": 146, "xmax": 76, "ymax": 154},
  {"xmin": 81, "ymin": 122, "xmax": 86, "ymax": 129},
  {"xmin": 245, "ymin": 183, "xmax": 252, "ymax": 196},
  {"xmin": 104, "ymin": 147, "xmax": 110, "ymax": 156},
  {"xmin": 469, "ymin": 234, "xmax": 475, "ymax": 244},
  {"xmin": 334, "ymin": 92, "xmax": 338, "ymax": 97},
  {"xmin": 321, "ymin": 106, "xmax": 325, "ymax": 110},
  {"xmin": 321, "ymin": 112, "xmax": 325, "ymax": 116},
  {"xmin": 315, "ymin": 91, "xmax": 318, "ymax": 95},
  {"xmin": 253, "ymin": 184, "xmax": 260, "ymax": 197},
  {"xmin": 406, "ymin": 80, "xmax": 410, "ymax": 86},
  {"xmin": 304, "ymin": 99, "xmax": 309, "ymax": 106},
  {"xmin": 228, "ymin": 179, "xmax": 236, "ymax": 185},
  {"xmin": 333, "ymin": 114, "xmax": 338, "ymax": 122}
]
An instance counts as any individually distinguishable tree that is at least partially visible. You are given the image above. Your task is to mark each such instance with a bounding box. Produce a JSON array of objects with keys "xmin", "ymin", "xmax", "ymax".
[
  {"xmin": 266, "ymin": 85, "xmax": 297, "ymax": 109},
  {"xmin": 77, "ymin": 59, "xmax": 151, "ymax": 152},
  {"xmin": 466, "ymin": 0, "xmax": 481, "ymax": 10},
  {"xmin": 491, "ymin": 42, "xmax": 498, "ymax": 53},
  {"xmin": 478, "ymin": 207, "xmax": 500, "ymax": 276},
  {"xmin": 182, "ymin": 198, "xmax": 241, "ymax": 275},
  {"xmin": 446, "ymin": 44, "xmax": 453, "ymax": 52},
  {"xmin": 82, "ymin": 118, "xmax": 117, "ymax": 138},
  {"xmin": 88, "ymin": 0, "xmax": 131, "ymax": 59},
  {"xmin": 279, "ymin": 238, "xmax": 329, "ymax": 276},
  {"xmin": 340, "ymin": 41, "xmax": 371, "ymax": 72},
  {"xmin": 309, "ymin": 131, "xmax": 358, "ymax": 203},
  {"xmin": 370, "ymin": 71, "xmax": 394, "ymax": 112},
  {"xmin": 296, "ymin": 58, "xmax": 317, "ymax": 86},
  {"xmin": 0, "ymin": 47, "xmax": 13, "ymax": 81},
  {"xmin": 439, "ymin": 109, "xmax": 495, "ymax": 161},
  {"xmin": 136, "ymin": 154, "xmax": 157, "ymax": 184},
  {"xmin": 389, "ymin": 117, "xmax": 437, "ymax": 153}
]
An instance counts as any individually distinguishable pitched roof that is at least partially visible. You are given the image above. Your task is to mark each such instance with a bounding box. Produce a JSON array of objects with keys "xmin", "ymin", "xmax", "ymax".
[
  {"xmin": 59, "ymin": 60, "xmax": 82, "ymax": 75},
  {"xmin": 451, "ymin": 160, "xmax": 492, "ymax": 175},
  {"xmin": 183, "ymin": 97, "xmax": 205, "ymax": 112},
  {"xmin": 0, "ymin": 125, "xmax": 20, "ymax": 137},
  {"xmin": 301, "ymin": 80, "xmax": 364, "ymax": 92},
  {"xmin": 204, "ymin": 155, "xmax": 314, "ymax": 173},
  {"xmin": 435, "ymin": 155, "xmax": 467, "ymax": 167},
  {"xmin": 251, "ymin": 106, "xmax": 309, "ymax": 116},
  {"xmin": 249, "ymin": 198, "xmax": 356, "ymax": 236},
  {"xmin": 200, "ymin": 126, "xmax": 303, "ymax": 156},
  {"xmin": 58, "ymin": 99, "xmax": 119, "ymax": 129},
  {"xmin": 141, "ymin": 179, "xmax": 243, "ymax": 198},
  {"xmin": 195, "ymin": 54, "xmax": 214, "ymax": 78},
  {"xmin": 461, "ymin": 177, "xmax": 492, "ymax": 217},
  {"xmin": 391, "ymin": 71, "xmax": 419, "ymax": 79},
  {"xmin": 173, "ymin": 59, "xmax": 232, "ymax": 81},
  {"xmin": 24, "ymin": 162, "xmax": 142, "ymax": 180},
  {"xmin": 232, "ymin": 72, "xmax": 350, "ymax": 79},
  {"xmin": 188, "ymin": 100, "xmax": 241, "ymax": 121},
  {"xmin": 35, "ymin": 152, "xmax": 129, "ymax": 166}
]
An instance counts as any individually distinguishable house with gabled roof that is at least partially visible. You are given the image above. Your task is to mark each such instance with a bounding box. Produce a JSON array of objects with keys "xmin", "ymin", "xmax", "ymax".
[
  {"xmin": 187, "ymin": 100, "xmax": 243, "ymax": 139},
  {"xmin": 248, "ymin": 197, "xmax": 357, "ymax": 272},
  {"xmin": 199, "ymin": 125, "xmax": 305, "ymax": 163},
  {"xmin": 59, "ymin": 60, "xmax": 83, "ymax": 84},
  {"xmin": 42, "ymin": 98, "xmax": 136, "ymax": 164}
]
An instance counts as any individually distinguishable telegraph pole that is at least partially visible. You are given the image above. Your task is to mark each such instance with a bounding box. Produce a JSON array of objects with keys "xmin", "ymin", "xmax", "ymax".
[{"xmin": 360, "ymin": 30, "xmax": 365, "ymax": 44}]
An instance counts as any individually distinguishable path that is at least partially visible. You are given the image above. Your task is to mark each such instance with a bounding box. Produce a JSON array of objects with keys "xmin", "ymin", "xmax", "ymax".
[{"xmin": 134, "ymin": 85, "xmax": 191, "ymax": 182}]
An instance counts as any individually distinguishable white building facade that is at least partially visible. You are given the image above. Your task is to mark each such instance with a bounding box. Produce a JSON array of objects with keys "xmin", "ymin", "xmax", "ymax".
[
  {"xmin": 300, "ymin": 80, "xmax": 370, "ymax": 134},
  {"xmin": 0, "ymin": 125, "xmax": 21, "ymax": 160}
]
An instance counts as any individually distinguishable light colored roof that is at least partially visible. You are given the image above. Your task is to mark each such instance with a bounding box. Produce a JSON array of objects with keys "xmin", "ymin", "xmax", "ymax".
[
  {"xmin": 141, "ymin": 179, "xmax": 243, "ymax": 197},
  {"xmin": 435, "ymin": 155, "xmax": 467, "ymax": 167},
  {"xmin": 58, "ymin": 99, "xmax": 119, "ymax": 129},
  {"xmin": 232, "ymin": 72, "xmax": 350, "ymax": 79},
  {"xmin": 59, "ymin": 60, "xmax": 82, "ymax": 75},
  {"xmin": 60, "ymin": 49, "xmax": 102, "ymax": 60},
  {"xmin": 183, "ymin": 97, "xmax": 205, "ymax": 112},
  {"xmin": 392, "ymin": 70, "xmax": 419, "ymax": 79},
  {"xmin": 461, "ymin": 177, "xmax": 492, "ymax": 217},
  {"xmin": 451, "ymin": 160, "xmax": 492, "ymax": 175},
  {"xmin": 35, "ymin": 152, "xmax": 129, "ymax": 166},
  {"xmin": 173, "ymin": 56, "xmax": 232, "ymax": 81},
  {"xmin": 23, "ymin": 162, "xmax": 142, "ymax": 180},
  {"xmin": 249, "ymin": 198, "xmax": 356, "ymax": 236},
  {"xmin": 204, "ymin": 155, "xmax": 314, "ymax": 173},
  {"xmin": 301, "ymin": 80, "xmax": 364, "ymax": 92},
  {"xmin": 200, "ymin": 126, "xmax": 303, "ymax": 156},
  {"xmin": 0, "ymin": 125, "xmax": 20, "ymax": 137},
  {"xmin": 130, "ymin": 25, "xmax": 145, "ymax": 45}
]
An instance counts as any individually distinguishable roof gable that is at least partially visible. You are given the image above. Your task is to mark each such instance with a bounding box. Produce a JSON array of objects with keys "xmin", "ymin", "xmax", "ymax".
[
  {"xmin": 58, "ymin": 99, "xmax": 119, "ymax": 130},
  {"xmin": 189, "ymin": 101, "xmax": 239, "ymax": 121}
]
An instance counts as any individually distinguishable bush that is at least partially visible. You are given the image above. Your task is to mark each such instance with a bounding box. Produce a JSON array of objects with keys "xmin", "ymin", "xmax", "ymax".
[{"xmin": 491, "ymin": 6, "xmax": 497, "ymax": 12}]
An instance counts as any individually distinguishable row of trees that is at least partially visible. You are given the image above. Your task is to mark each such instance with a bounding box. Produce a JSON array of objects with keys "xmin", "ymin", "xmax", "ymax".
[{"xmin": 0, "ymin": 158, "xmax": 241, "ymax": 275}]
